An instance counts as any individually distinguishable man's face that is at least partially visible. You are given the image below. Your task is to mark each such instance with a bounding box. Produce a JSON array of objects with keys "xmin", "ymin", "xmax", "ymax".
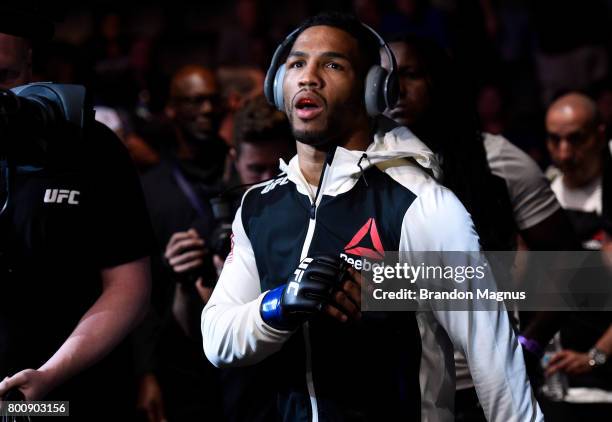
[
  {"xmin": 0, "ymin": 33, "xmax": 31, "ymax": 89},
  {"xmin": 283, "ymin": 25, "xmax": 365, "ymax": 146},
  {"xmin": 235, "ymin": 141, "xmax": 292, "ymax": 184},
  {"xmin": 169, "ymin": 72, "xmax": 221, "ymax": 140},
  {"xmin": 546, "ymin": 106, "xmax": 605, "ymax": 188},
  {"xmin": 382, "ymin": 41, "xmax": 430, "ymax": 127}
]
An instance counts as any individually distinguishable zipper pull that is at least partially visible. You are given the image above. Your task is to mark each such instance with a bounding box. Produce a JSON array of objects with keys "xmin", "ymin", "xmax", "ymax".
[{"xmin": 310, "ymin": 203, "xmax": 316, "ymax": 219}]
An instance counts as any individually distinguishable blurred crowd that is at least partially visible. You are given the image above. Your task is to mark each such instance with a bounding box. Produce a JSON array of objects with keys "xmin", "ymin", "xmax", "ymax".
[{"xmin": 27, "ymin": 0, "xmax": 612, "ymax": 171}]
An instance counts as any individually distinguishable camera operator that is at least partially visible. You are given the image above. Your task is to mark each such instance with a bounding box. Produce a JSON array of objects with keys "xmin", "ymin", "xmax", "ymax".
[
  {"xmin": 139, "ymin": 64, "xmax": 228, "ymax": 421},
  {"xmin": 149, "ymin": 94, "xmax": 296, "ymax": 422},
  {"xmin": 0, "ymin": 10, "xmax": 153, "ymax": 421}
]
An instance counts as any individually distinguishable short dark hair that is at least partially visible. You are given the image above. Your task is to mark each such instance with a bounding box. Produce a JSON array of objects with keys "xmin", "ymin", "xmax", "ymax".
[
  {"xmin": 233, "ymin": 95, "xmax": 293, "ymax": 155},
  {"xmin": 293, "ymin": 12, "xmax": 381, "ymax": 77},
  {"xmin": 384, "ymin": 33, "xmax": 515, "ymax": 250}
]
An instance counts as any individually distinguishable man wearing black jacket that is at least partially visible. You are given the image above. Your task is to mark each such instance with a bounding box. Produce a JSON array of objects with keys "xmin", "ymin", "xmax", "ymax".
[{"xmin": 139, "ymin": 64, "xmax": 227, "ymax": 422}]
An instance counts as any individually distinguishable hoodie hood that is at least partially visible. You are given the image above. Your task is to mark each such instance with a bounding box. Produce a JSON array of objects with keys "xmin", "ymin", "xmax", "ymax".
[{"xmin": 279, "ymin": 118, "xmax": 441, "ymax": 197}]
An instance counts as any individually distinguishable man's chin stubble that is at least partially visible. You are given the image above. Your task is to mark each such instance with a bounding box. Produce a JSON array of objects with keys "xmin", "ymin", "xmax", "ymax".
[
  {"xmin": 289, "ymin": 115, "xmax": 329, "ymax": 146},
  {"xmin": 292, "ymin": 127, "xmax": 333, "ymax": 147}
]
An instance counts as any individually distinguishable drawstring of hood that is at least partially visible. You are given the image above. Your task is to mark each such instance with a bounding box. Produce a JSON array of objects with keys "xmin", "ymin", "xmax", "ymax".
[
  {"xmin": 357, "ymin": 153, "xmax": 369, "ymax": 187},
  {"xmin": 279, "ymin": 121, "xmax": 441, "ymax": 200}
]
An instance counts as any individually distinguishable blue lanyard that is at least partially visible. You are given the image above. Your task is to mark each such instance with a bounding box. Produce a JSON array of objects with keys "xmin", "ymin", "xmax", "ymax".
[{"xmin": 172, "ymin": 165, "xmax": 207, "ymax": 218}]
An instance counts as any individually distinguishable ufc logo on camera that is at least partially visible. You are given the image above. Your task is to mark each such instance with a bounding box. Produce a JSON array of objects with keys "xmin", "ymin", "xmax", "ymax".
[
  {"xmin": 287, "ymin": 257, "xmax": 313, "ymax": 296},
  {"xmin": 44, "ymin": 189, "xmax": 80, "ymax": 205}
]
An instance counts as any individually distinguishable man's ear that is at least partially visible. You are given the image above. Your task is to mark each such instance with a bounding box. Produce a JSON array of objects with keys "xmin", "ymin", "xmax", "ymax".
[{"xmin": 229, "ymin": 146, "xmax": 237, "ymax": 162}]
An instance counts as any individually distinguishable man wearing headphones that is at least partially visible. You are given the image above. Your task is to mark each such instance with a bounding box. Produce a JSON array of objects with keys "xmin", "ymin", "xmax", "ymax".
[{"xmin": 202, "ymin": 12, "xmax": 542, "ymax": 421}]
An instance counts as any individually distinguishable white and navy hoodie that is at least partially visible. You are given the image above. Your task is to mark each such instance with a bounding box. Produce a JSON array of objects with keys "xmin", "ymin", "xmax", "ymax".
[{"xmin": 202, "ymin": 120, "xmax": 543, "ymax": 422}]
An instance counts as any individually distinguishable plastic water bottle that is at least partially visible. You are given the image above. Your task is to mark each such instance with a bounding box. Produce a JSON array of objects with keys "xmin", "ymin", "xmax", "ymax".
[{"xmin": 540, "ymin": 334, "xmax": 568, "ymax": 401}]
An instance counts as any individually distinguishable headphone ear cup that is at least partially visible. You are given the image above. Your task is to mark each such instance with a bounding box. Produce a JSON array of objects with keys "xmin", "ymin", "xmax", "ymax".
[
  {"xmin": 273, "ymin": 64, "xmax": 287, "ymax": 112},
  {"xmin": 385, "ymin": 71, "xmax": 399, "ymax": 110},
  {"xmin": 365, "ymin": 65, "xmax": 387, "ymax": 117}
]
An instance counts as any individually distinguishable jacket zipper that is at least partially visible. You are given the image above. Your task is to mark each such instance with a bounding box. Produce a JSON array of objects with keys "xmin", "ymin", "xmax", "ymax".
[
  {"xmin": 299, "ymin": 149, "xmax": 334, "ymax": 422},
  {"xmin": 300, "ymin": 190, "xmax": 322, "ymax": 422}
]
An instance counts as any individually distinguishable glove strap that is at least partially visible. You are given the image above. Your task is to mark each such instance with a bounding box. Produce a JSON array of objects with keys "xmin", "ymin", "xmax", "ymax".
[{"xmin": 260, "ymin": 285, "xmax": 293, "ymax": 331}]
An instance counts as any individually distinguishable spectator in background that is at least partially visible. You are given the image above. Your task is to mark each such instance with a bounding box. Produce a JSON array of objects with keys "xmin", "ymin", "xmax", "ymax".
[
  {"xmin": 542, "ymin": 92, "xmax": 612, "ymax": 421},
  {"xmin": 382, "ymin": 33, "xmax": 575, "ymax": 421},
  {"xmin": 138, "ymin": 65, "xmax": 227, "ymax": 422},
  {"xmin": 477, "ymin": 83, "xmax": 507, "ymax": 136},
  {"xmin": 546, "ymin": 93, "xmax": 610, "ymax": 248},
  {"xmin": 231, "ymin": 95, "xmax": 296, "ymax": 185},
  {"xmin": 216, "ymin": 65, "xmax": 265, "ymax": 147}
]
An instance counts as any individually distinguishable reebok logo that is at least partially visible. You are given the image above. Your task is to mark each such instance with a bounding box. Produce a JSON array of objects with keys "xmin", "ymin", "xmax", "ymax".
[
  {"xmin": 287, "ymin": 257, "xmax": 312, "ymax": 296},
  {"xmin": 44, "ymin": 189, "xmax": 80, "ymax": 205},
  {"xmin": 344, "ymin": 218, "xmax": 384, "ymax": 259},
  {"xmin": 340, "ymin": 218, "xmax": 385, "ymax": 271}
]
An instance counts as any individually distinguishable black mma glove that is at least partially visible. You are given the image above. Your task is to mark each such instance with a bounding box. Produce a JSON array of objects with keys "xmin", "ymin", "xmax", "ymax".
[{"xmin": 260, "ymin": 255, "xmax": 349, "ymax": 330}]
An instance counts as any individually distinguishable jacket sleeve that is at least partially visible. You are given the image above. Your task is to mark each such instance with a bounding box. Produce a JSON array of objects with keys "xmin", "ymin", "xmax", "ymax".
[
  {"xmin": 400, "ymin": 186, "xmax": 543, "ymax": 422},
  {"xmin": 201, "ymin": 204, "xmax": 293, "ymax": 368}
]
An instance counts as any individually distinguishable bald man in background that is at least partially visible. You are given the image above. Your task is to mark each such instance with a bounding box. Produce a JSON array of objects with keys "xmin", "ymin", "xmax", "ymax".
[
  {"xmin": 137, "ymin": 65, "xmax": 227, "ymax": 422},
  {"xmin": 542, "ymin": 92, "xmax": 612, "ymax": 421},
  {"xmin": 547, "ymin": 93, "xmax": 609, "ymax": 222}
]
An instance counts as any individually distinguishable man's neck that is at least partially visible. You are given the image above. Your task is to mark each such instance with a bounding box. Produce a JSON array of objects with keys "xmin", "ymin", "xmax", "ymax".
[
  {"xmin": 297, "ymin": 124, "xmax": 371, "ymax": 186},
  {"xmin": 174, "ymin": 127, "xmax": 213, "ymax": 161},
  {"xmin": 562, "ymin": 161, "xmax": 603, "ymax": 190},
  {"xmin": 297, "ymin": 144, "xmax": 327, "ymax": 186},
  {"xmin": 174, "ymin": 127, "xmax": 195, "ymax": 160}
]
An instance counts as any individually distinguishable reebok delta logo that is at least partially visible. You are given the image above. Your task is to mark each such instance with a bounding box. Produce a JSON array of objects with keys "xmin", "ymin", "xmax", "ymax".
[
  {"xmin": 340, "ymin": 218, "xmax": 385, "ymax": 271},
  {"xmin": 44, "ymin": 189, "xmax": 80, "ymax": 205},
  {"xmin": 343, "ymin": 218, "xmax": 384, "ymax": 259}
]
